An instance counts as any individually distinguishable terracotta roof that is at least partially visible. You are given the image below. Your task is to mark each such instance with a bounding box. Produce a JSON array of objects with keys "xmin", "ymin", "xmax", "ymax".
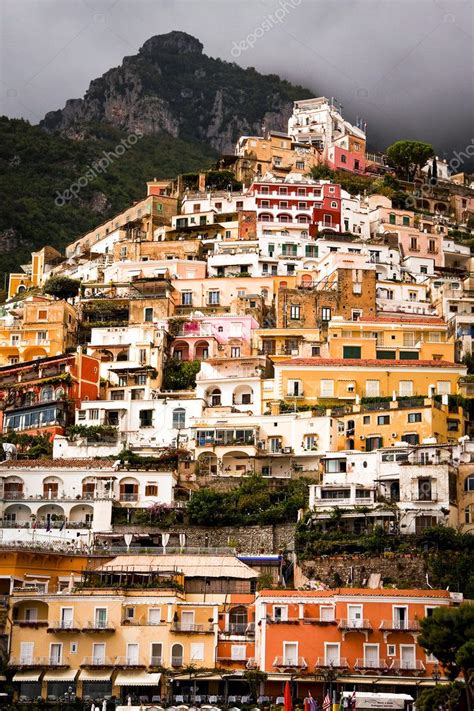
[
  {"xmin": 258, "ymin": 588, "xmax": 451, "ymax": 599},
  {"xmin": 361, "ymin": 315, "xmax": 445, "ymax": 324},
  {"xmin": 277, "ymin": 358, "xmax": 463, "ymax": 368},
  {"xmin": 0, "ymin": 458, "xmax": 116, "ymax": 469}
]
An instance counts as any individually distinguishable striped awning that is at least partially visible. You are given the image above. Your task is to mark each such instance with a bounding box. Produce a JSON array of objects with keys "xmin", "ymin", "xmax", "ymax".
[
  {"xmin": 13, "ymin": 671, "xmax": 41, "ymax": 682},
  {"xmin": 115, "ymin": 671, "xmax": 161, "ymax": 687},
  {"xmin": 79, "ymin": 669, "xmax": 112, "ymax": 682},
  {"xmin": 43, "ymin": 669, "xmax": 78, "ymax": 682}
]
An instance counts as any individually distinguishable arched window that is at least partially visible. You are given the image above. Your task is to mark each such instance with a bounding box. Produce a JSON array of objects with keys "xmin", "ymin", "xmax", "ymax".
[
  {"xmin": 210, "ymin": 389, "xmax": 221, "ymax": 407},
  {"xmin": 171, "ymin": 643, "xmax": 183, "ymax": 667},
  {"xmin": 172, "ymin": 408, "xmax": 186, "ymax": 429},
  {"xmin": 259, "ymin": 214, "xmax": 272, "ymax": 222},
  {"xmin": 464, "ymin": 475, "xmax": 474, "ymax": 492},
  {"xmin": 41, "ymin": 385, "xmax": 54, "ymax": 402},
  {"xmin": 23, "ymin": 391, "xmax": 35, "ymax": 407},
  {"xmin": 464, "ymin": 506, "xmax": 472, "ymax": 524},
  {"xmin": 56, "ymin": 388, "xmax": 65, "ymax": 400}
]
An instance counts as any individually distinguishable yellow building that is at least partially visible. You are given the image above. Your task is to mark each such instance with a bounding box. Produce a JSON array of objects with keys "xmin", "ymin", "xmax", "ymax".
[
  {"xmin": 334, "ymin": 398, "xmax": 466, "ymax": 451},
  {"xmin": 273, "ymin": 357, "xmax": 465, "ymax": 406},
  {"xmin": 326, "ymin": 315, "xmax": 455, "ymax": 363},
  {"xmin": 8, "ymin": 247, "xmax": 63, "ymax": 300},
  {"xmin": 0, "ymin": 297, "xmax": 78, "ymax": 365},
  {"xmin": 8, "ymin": 554, "xmax": 257, "ymax": 702}
]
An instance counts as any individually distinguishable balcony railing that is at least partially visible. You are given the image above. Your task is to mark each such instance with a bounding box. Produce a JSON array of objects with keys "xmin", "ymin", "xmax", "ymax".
[
  {"xmin": 390, "ymin": 660, "xmax": 426, "ymax": 673},
  {"xmin": 9, "ymin": 656, "xmax": 69, "ymax": 668},
  {"xmin": 171, "ymin": 657, "xmax": 183, "ymax": 667},
  {"xmin": 80, "ymin": 656, "xmax": 115, "ymax": 668},
  {"xmin": 149, "ymin": 656, "xmax": 163, "ymax": 667},
  {"xmin": 354, "ymin": 658, "xmax": 389, "ymax": 672},
  {"xmin": 48, "ymin": 620, "xmax": 81, "ymax": 632},
  {"xmin": 222, "ymin": 622, "xmax": 255, "ymax": 636},
  {"xmin": 303, "ymin": 616, "xmax": 337, "ymax": 625},
  {"xmin": 379, "ymin": 619, "xmax": 420, "ymax": 632},
  {"xmin": 114, "ymin": 656, "xmax": 146, "ymax": 668},
  {"xmin": 273, "ymin": 656, "xmax": 308, "ymax": 669},
  {"xmin": 315, "ymin": 657, "xmax": 349, "ymax": 670},
  {"xmin": 246, "ymin": 658, "xmax": 258, "ymax": 669},
  {"xmin": 171, "ymin": 623, "xmax": 212, "ymax": 633},
  {"xmin": 82, "ymin": 621, "xmax": 115, "ymax": 632},
  {"xmin": 13, "ymin": 619, "xmax": 48, "ymax": 627},
  {"xmin": 338, "ymin": 618, "xmax": 373, "ymax": 631}
]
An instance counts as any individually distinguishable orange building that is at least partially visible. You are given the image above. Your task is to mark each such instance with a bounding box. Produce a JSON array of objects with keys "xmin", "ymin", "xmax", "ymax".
[{"xmin": 255, "ymin": 588, "xmax": 457, "ymax": 702}]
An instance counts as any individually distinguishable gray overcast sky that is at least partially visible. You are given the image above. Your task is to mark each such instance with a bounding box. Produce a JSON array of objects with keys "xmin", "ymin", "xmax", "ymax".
[{"xmin": 1, "ymin": 0, "xmax": 473, "ymax": 160}]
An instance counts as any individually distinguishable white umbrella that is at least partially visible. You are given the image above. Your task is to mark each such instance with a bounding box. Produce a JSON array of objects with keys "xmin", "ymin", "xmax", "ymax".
[
  {"xmin": 102, "ymin": 700, "xmax": 107, "ymax": 711},
  {"xmin": 91, "ymin": 704, "xmax": 95, "ymax": 711},
  {"xmin": 127, "ymin": 696, "xmax": 132, "ymax": 707}
]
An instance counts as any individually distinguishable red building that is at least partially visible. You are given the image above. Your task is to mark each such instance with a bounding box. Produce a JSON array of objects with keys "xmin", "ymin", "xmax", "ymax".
[
  {"xmin": 327, "ymin": 145, "xmax": 366, "ymax": 174},
  {"xmin": 312, "ymin": 183, "xmax": 342, "ymax": 232},
  {"xmin": 0, "ymin": 351, "xmax": 100, "ymax": 438}
]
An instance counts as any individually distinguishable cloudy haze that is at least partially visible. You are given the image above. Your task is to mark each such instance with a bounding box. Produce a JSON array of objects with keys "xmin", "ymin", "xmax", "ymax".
[{"xmin": 1, "ymin": 0, "xmax": 473, "ymax": 161}]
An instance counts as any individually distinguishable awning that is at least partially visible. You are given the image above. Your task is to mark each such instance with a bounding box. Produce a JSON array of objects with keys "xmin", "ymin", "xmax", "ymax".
[
  {"xmin": 341, "ymin": 692, "xmax": 413, "ymax": 709},
  {"xmin": 43, "ymin": 669, "xmax": 78, "ymax": 682},
  {"xmin": 79, "ymin": 669, "xmax": 112, "ymax": 682},
  {"xmin": 172, "ymin": 673, "xmax": 222, "ymax": 681},
  {"xmin": 115, "ymin": 671, "xmax": 161, "ymax": 687},
  {"xmin": 13, "ymin": 671, "xmax": 41, "ymax": 682},
  {"xmin": 266, "ymin": 673, "xmax": 292, "ymax": 681}
]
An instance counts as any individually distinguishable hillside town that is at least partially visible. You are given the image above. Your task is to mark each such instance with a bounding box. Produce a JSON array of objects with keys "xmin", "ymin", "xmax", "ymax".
[{"xmin": 0, "ymin": 97, "xmax": 473, "ymax": 711}]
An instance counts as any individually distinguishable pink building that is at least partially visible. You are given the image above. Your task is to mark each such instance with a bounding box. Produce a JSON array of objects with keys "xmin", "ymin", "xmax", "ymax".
[
  {"xmin": 327, "ymin": 145, "xmax": 366, "ymax": 174},
  {"xmin": 171, "ymin": 314, "xmax": 259, "ymax": 361}
]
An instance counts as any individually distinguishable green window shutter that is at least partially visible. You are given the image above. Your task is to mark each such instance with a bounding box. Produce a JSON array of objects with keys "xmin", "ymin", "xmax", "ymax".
[
  {"xmin": 376, "ymin": 350, "xmax": 397, "ymax": 360},
  {"xmin": 343, "ymin": 346, "xmax": 361, "ymax": 359},
  {"xmin": 399, "ymin": 351, "xmax": 419, "ymax": 360}
]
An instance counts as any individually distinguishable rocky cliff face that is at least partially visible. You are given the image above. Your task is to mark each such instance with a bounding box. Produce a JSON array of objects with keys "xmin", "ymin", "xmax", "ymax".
[{"xmin": 41, "ymin": 31, "xmax": 312, "ymax": 153}]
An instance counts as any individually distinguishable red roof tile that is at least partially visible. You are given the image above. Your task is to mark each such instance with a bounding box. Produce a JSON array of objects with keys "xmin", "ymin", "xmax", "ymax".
[
  {"xmin": 258, "ymin": 588, "xmax": 451, "ymax": 599},
  {"xmin": 361, "ymin": 315, "xmax": 445, "ymax": 324},
  {"xmin": 277, "ymin": 358, "xmax": 463, "ymax": 368}
]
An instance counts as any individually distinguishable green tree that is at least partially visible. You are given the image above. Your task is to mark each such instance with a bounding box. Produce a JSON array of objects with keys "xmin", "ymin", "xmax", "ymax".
[
  {"xmin": 162, "ymin": 358, "xmax": 201, "ymax": 391},
  {"xmin": 419, "ymin": 605, "xmax": 474, "ymax": 710},
  {"xmin": 386, "ymin": 140, "xmax": 434, "ymax": 179},
  {"xmin": 43, "ymin": 275, "xmax": 80, "ymax": 300},
  {"xmin": 416, "ymin": 682, "xmax": 464, "ymax": 711}
]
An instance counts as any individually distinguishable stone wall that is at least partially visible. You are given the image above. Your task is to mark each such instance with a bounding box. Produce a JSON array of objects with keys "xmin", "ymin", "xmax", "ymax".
[
  {"xmin": 298, "ymin": 553, "xmax": 429, "ymax": 589},
  {"xmin": 112, "ymin": 522, "xmax": 296, "ymax": 554}
]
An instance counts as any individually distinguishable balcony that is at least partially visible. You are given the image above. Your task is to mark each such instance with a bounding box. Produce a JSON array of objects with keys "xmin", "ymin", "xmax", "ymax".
[
  {"xmin": 390, "ymin": 660, "xmax": 426, "ymax": 675},
  {"xmin": 82, "ymin": 621, "xmax": 115, "ymax": 633},
  {"xmin": 303, "ymin": 616, "xmax": 337, "ymax": 626},
  {"xmin": 171, "ymin": 623, "xmax": 212, "ymax": 633},
  {"xmin": 171, "ymin": 657, "xmax": 184, "ymax": 668},
  {"xmin": 149, "ymin": 656, "xmax": 163, "ymax": 667},
  {"xmin": 221, "ymin": 622, "xmax": 255, "ymax": 636},
  {"xmin": 246, "ymin": 658, "xmax": 258, "ymax": 670},
  {"xmin": 354, "ymin": 658, "xmax": 389, "ymax": 673},
  {"xmin": 273, "ymin": 656, "xmax": 308, "ymax": 670},
  {"xmin": 315, "ymin": 658, "xmax": 349, "ymax": 671},
  {"xmin": 80, "ymin": 656, "xmax": 115, "ymax": 669},
  {"xmin": 379, "ymin": 620, "xmax": 420, "ymax": 633},
  {"xmin": 13, "ymin": 619, "xmax": 48, "ymax": 628},
  {"xmin": 48, "ymin": 620, "xmax": 81, "ymax": 633},
  {"xmin": 338, "ymin": 619, "xmax": 372, "ymax": 631},
  {"xmin": 9, "ymin": 656, "xmax": 69, "ymax": 669},
  {"xmin": 114, "ymin": 656, "xmax": 146, "ymax": 669}
]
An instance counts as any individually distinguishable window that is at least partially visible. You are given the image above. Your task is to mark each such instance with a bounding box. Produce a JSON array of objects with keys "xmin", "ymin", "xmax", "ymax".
[
  {"xmin": 37, "ymin": 330, "xmax": 48, "ymax": 343},
  {"xmin": 37, "ymin": 309, "xmax": 47, "ymax": 321},
  {"xmin": 418, "ymin": 477, "xmax": 432, "ymax": 501},
  {"xmin": 70, "ymin": 642, "xmax": 78, "ymax": 654},
  {"xmin": 325, "ymin": 458, "xmax": 346, "ymax": 473},
  {"xmin": 437, "ymin": 381, "xmax": 451, "ymax": 395},
  {"xmin": 399, "ymin": 381, "xmax": 414, "ymax": 397},
  {"xmin": 150, "ymin": 642, "xmax": 162, "ymax": 665},
  {"xmin": 125, "ymin": 607, "xmax": 135, "ymax": 620},
  {"xmin": 231, "ymin": 645, "xmax": 247, "ymax": 660},
  {"xmin": 190, "ymin": 642, "xmax": 204, "ymax": 662},
  {"xmin": 408, "ymin": 412, "xmax": 422, "ymax": 423},
  {"xmin": 304, "ymin": 435, "xmax": 318, "ymax": 451},
  {"xmin": 118, "ymin": 375, "xmax": 127, "ymax": 387},
  {"xmin": 127, "ymin": 643, "xmax": 139, "ymax": 665},
  {"xmin": 139, "ymin": 409, "xmax": 153, "ymax": 427},
  {"xmin": 208, "ymin": 290, "xmax": 220, "ymax": 305},
  {"xmin": 283, "ymin": 642, "xmax": 298, "ymax": 666},
  {"xmin": 377, "ymin": 415, "xmax": 390, "ymax": 425},
  {"xmin": 290, "ymin": 305, "xmax": 300, "ymax": 320},
  {"xmin": 287, "ymin": 379, "xmax": 303, "ymax": 396},
  {"xmin": 464, "ymin": 475, "xmax": 474, "ymax": 492},
  {"xmin": 231, "ymin": 346, "xmax": 241, "ymax": 358},
  {"xmin": 273, "ymin": 605, "xmax": 288, "ymax": 622},
  {"xmin": 269, "ymin": 437, "xmax": 282, "ymax": 453},
  {"xmin": 389, "ymin": 213, "xmax": 396, "ymax": 225},
  {"xmin": 311, "ymin": 346, "xmax": 320, "ymax": 357},
  {"xmin": 363, "ymin": 415, "xmax": 370, "ymax": 425},
  {"xmin": 144, "ymin": 307, "xmax": 153, "ymax": 322},
  {"xmin": 428, "ymin": 239, "xmax": 437, "ymax": 253},
  {"xmin": 402, "ymin": 433, "xmax": 419, "ymax": 445},
  {"xmin": 410, "ymin": 237, "xmax": 418, "ymax": 251},
  {"xmin": 148, "ymin": 608, "xmax": 162, "ymax": 625},
  {"xmin": 402, "ymin": 216, "xmax": 410, "ymax": 226},
  {"xmin": 182, "ymin": 291, "xmax": 193, "ymax": 306},
  {"xmin": 343, "ymin": 345, "xmax": 361, "ymax": 359},
  {"xmin": 88, "ymin": 409, "xmax": 99, "ymax": 421},
  {"xmin": 41, "ymin": 385, "xmax": 54, "ymax": 402},
  {"xmin": 172, "ymin": 408, "xmax": 186, "ymax": 429},
  {"xmin": 110, "ymin": 390, "xmax": 125, "ymax": 401},
  {"xmin": 145, "ymin": 484, "xmax": 158, "ymax": 496},
  {"xmin": 95, "ymin": 608, "xmax": 107, "ymax": 628},
  {"xmin": 321, "ymin": 307, "xmax": 331, "ymax": 321},
  {"xmin": 366, "ymin": 436, "xmax": 383, "ymax": 452},
  {"xmin": 365, "ymin": 380, "xmax": 380, "ymax": 397},
  {"xmin": 325, "ymin": 643, "xmax": 340, "ymax": 666},
  {"xmin": 320, "ymin": 379, "xmax": 334, "ymax": 397},
  {"xmin": 49, "ymin": 643, "xmax": 62, "ymax": 664}
]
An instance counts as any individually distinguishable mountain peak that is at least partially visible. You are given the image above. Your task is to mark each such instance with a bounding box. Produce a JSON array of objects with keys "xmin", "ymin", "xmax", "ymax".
[{"xmin": 139, "ymin": 31, "xmax": 204, "ymax": 56}]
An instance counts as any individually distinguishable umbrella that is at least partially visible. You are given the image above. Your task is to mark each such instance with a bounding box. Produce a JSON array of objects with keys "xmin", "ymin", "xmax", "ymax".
[
  {"xmin": 284, "ymin": 681, "xmax": 292, "ymax": 711},
  {"xmin": 127, "ymin": 696, "xmax": 132, "ymax": 707},
  {"xmin": 102, "ymin": 700, "xmax": 107, "ymax": 711},
  {"xmin": 91, "ymin": 703, "xmax": 95, "ymax": 711}
]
